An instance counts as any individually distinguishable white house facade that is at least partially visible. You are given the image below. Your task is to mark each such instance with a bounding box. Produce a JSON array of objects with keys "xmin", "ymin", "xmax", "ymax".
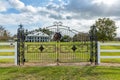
[{"xmin": 25, "ymin": 32, "xmax": 50, "ymax": 42}]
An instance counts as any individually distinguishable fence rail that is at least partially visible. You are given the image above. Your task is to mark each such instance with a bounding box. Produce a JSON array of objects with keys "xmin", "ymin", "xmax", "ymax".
[
  {"xmin": 97, "ymin": 42, "xmax": 120, "ymax": 64},
  {"xmin": 0, "ymin": 42, "xmax": 17, "ymax": 65}
]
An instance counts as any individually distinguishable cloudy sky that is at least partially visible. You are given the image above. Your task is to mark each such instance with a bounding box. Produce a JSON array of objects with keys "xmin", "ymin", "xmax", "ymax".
[{"xmin": 0, "ymin": 0, "xmax": 120, "ymax": 36}]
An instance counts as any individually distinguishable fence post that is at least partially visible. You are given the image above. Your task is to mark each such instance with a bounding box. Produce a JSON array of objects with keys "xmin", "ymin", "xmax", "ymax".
[
  {"xmin": 97, "ymin": 42, "xmax": 100, "ymax": 65},
  {"xmin": 14, "ymin": 42, "xmax": 18, "ymax": 65}
]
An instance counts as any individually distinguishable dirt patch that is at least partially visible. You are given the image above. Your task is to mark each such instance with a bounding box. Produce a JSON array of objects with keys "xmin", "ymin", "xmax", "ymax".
[
  {"xmin": 23, "ymin": 62, "xmax": 92, "ymax": 67},
  {"xmin": 99, "ymin": 63, "xmax": 120, "ymax": 67},
  {"xmin": 0, "ymin": 62, "xmax": 120, "ymax": 67},
  {"xmin": 0, "ymin": 63, "xmax": 16, "ymax": 67}
]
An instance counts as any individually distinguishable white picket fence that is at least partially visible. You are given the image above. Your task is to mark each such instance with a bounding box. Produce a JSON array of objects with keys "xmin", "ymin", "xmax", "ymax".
[
  {"xmin": 0, "ymin": 42, "xmax": 17, "ymax": 65},
  {"xmin": 97, "ymin": 42, "xmax": 120, "ymax": 64}
]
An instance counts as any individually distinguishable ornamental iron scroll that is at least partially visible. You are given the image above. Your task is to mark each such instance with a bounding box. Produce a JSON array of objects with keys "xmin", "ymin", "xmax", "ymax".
[
  {"xmin": 39, "ymin": 45, "xmax": 44, "ymax": 52},
  {"xmin": 53, "ymin": 32, "xmax": 62, "ymax": 41},
  {"xmin": 71, "ymin": 45, "xmax": 77, "ymax": 52}
]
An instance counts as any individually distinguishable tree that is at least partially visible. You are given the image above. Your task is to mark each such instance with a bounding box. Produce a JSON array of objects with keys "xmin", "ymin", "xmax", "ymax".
[
  {"xmin": 28, "ymin": 28, "xmax": 53, "ymax": 36},
  {"xmin": 73, "ymin": 32, "xmax": 89, "ymax": 41},
  {"xmin": 93, "ymin": 18, "xmax": 117, "ymax": 41},
  {"xmin": 61, "ymin": 35, "xmax": 71, "ymax": 42},
  {"xmin": 0, "ymin": 25, "xmax": 10, "ymax": 41},
  {"xmin": 41, "ymin": 28, "xmax": 53, "ymax": 36},
  {"xmin": 0, "ymin": 25, "xmax": 4, "ymax": 36}
]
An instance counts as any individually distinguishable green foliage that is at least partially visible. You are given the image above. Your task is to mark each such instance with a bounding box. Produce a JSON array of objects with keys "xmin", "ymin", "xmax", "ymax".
[
  {"xmin": 73, "ymin": 32, "xmax": 88, "ymax": 41},
  {"xmin": 0, "ymin": 25, "xmax": 10, "ymax": 41},
  {"xmin": 41, "ymin": 28, "xmax": 53, "ymax": 36},
  {"xmin": 30, "ymin": 28, "xmax": 53, "ymax": 36},
  {"xmin": 93, "ymin": 18, "xmax": 117, "ymax": 41},
  {"xmin": 61, "ymin": 35, "xmax": 72, "ymax": 42}
]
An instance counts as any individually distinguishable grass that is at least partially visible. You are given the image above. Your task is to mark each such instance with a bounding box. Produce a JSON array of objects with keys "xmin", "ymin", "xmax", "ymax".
[
  {"xmin": 101, "ymin": 45, "xmax": 120, "ymax": 50},
  {"xmin": 0, "ymin": 66, "xmax": 120, "ymax": 80},
  {"xmin": 101, "ymin": 52, "xmax": 120, "ymax": 56},
  {"xmin": 0, "ymin": 59, "xmax": 14, "ymax": 63},
  {"xmin": 0, "ymin": 45, "xmax": 15, "ymax": 63},
  {"xmin": 101, "ymin": 58, "xmax": 120, "ymax": 63},
  {"xmin": 0, "ymin": 52, "xmax": 14, "ymax": 56},
  {"xmin": 101, "ymin": 44, "xmax": 120, "ymax": 63},
  {"xmin": 0, "ymin": 45, "xmax": 14, "ymax": 50}
]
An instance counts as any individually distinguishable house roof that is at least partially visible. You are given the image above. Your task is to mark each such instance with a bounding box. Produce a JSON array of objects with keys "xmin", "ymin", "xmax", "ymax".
[{"xmin": 27, "ymin": 32, "xmax": 49, "ymax": 37}]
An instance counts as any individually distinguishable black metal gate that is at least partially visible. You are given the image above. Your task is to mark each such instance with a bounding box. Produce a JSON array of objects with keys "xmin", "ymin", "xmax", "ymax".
[{"xmin": 17, "ymin": 22, "xmax": 98, "ymax": 65}]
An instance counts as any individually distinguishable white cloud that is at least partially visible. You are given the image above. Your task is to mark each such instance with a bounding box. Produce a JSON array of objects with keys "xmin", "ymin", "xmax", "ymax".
[
  {"xmin": 0, "ymin": 0, "xmax": 120, "ymax": 37},
  {"xmin": 92, "ymin": 0, "xmax": 118, "ymax": 6},
  {"xmin": 25, "ymin": 5, "xmax": 37, "ymax": 13},
  {"xmin": 0, "ymin": 1, "xmax": 10, "ymax": 12},
  {"xmin": 8, "ymin": 0, "xmax": 25, "ymax": 10},
  {"xmin": 8, "ymin": 0, "xmax": 38, "ymax": 13}
]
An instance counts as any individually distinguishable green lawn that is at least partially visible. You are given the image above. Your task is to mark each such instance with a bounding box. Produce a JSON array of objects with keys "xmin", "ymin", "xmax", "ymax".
[
  {"xmin": 0, "ymin": 45, "xmax": 14, "ymax": 50},
  {"xmin": 101, "ymin": 44, "xmax": 120, "ymax": 63},
  {"xmin": 101, "ymin": 45, "xmax": 120, "ymax": 50},
  {"xmin": 0, "ymin": 66, "xmax": 120, "ymax": 80},
  {"xmin": 0, "ymin": 45, "xmax": 15, "ymax": 63}
]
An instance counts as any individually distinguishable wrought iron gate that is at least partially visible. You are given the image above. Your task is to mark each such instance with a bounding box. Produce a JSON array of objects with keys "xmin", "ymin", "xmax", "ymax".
[{"xmin": 17, "ymin": 22, "xmax": 98, "ymax": 65}]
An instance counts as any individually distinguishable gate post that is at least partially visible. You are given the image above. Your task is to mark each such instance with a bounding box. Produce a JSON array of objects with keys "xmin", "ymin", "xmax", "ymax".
[
  {"xmin": 17, "ymin": 24, "xmax": 25, "ymax": 65},
  {"xmin": 17, "ymin": 26, "xmax": 20, "ymax": 65},
  {"xmin": 97, "ymin": 42, "xmax": 100, "ymax": 65},
  {"xmin": 15, "ymin": 42, "xmax": 18, "ymax": 65},
  {"xmin": 90, "ymin": 25, "xmax": 98, "ymax": 65}
]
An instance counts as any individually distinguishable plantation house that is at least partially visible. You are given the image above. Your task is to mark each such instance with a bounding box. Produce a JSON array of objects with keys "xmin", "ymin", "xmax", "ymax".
[{"xmin": 25, "ymin": 32, "xmax": 50, "ymax": 42}]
